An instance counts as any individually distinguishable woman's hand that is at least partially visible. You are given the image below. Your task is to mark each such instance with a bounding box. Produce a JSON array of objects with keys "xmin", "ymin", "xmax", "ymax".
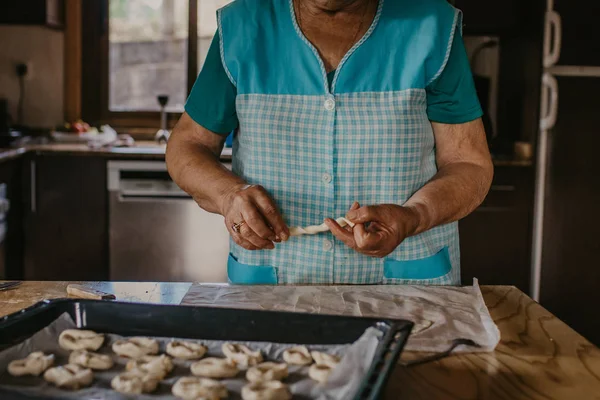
[
  {"xmin": 324, "ymin": 202, "xmax": 421, "ymax": 258},
  {"xmin": 221, "ymin": 184, "xmax": 290, "ymax": 251}
]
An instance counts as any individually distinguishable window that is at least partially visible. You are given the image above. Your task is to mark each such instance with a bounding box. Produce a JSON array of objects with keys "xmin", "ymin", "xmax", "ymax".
[{"xmin": 82, "ymin": 0, "xmax": 232, "ymax": 129}]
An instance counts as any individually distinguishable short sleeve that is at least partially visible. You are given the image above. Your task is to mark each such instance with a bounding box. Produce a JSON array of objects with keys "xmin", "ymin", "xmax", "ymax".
[
  {"xmin": 426, "ymin": 31, "xmax": 483, "ymax": 124},
  {"xmin": 185, "ymin": 34, "xmax": 238, "ymax": 134}
]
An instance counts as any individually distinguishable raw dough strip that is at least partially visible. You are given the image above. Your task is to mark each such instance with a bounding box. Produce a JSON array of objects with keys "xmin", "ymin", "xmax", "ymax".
[{"xmin": 289, "ymin": 217, "xmax": 355, "ymax": 237}]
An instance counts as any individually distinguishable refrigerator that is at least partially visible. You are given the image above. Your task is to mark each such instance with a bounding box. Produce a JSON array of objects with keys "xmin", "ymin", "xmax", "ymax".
[{"xmin": 532, "ymin": 0, "xmax": 600, "ymax": 344}]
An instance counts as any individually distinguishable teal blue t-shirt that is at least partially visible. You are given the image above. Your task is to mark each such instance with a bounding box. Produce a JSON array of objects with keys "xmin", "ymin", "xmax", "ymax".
[{"xmin": 186, "ymin": 32, "xmax": 483, "ymax": 134}]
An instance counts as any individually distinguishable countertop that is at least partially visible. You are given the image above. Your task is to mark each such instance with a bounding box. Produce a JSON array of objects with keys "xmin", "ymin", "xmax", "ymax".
[
  {"xmin": 0, "ymin": 141, "xmax": 233, "ymax": 162},
  {"xmin": 0, "ymin": 142, "xmax": 529, "ymax": 167},
  {"xmin": 0, "ymin": 282, "xmax": 597, "ymax": 399}
]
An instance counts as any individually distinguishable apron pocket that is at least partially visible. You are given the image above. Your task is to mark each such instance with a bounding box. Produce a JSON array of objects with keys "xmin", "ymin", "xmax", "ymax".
[
  {"xmin": 384, "ymin": 247, "xmax": 452, "ymax": 280},
  {"xmin": 227, "ymin": 254, "xmax": 278, "ymax": 284}
]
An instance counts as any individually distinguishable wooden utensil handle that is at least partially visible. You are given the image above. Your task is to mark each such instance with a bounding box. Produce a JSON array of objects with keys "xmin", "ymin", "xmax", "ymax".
[{"xmin": 66, "ymin": 284, "xmax": 116, "ymax": 300}]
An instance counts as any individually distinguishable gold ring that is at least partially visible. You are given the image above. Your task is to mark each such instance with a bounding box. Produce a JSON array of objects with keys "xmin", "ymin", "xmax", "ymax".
[{"xmin": 232, "ymin": 221, "xmax": 246, "ymax": 234}]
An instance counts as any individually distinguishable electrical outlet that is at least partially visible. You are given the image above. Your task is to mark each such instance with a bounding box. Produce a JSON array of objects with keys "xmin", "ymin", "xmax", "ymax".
[{"xmin": 15, "ymin": 62, "xmax": 33, "ymax": 81}]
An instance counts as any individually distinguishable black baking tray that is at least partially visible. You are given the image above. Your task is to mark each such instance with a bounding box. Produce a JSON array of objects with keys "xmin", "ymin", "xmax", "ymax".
[{"xmin": 0, "ymin": 299, "xmax": 413, "ymax": 400}]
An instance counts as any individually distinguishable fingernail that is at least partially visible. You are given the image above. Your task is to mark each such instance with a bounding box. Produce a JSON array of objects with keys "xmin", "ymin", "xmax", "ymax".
[{"xmin": 281, "ymin": 232, "xmax": 289, "ymax": 241}]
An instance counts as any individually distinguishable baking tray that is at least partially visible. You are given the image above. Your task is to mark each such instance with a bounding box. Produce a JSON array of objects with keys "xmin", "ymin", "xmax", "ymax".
[{"xmin": 0, "ymin": 299, "xmax": 413, "ymax": 400}]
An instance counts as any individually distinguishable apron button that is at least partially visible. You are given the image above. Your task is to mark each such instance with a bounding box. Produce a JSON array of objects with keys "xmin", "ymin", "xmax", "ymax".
[
  {"xmin": 324, "ymin": 98, "xmax": 335, "ymax": 111},
  {"xmin": 323, "ymin": 239, "xmax": 333, "ymax": 251},
  {"xmin": 321, "ymin": 173, "xmax": 332, "ymax": 184}
]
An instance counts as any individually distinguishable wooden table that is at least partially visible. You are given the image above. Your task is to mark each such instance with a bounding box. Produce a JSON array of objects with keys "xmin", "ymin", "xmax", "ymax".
[{"xmin": 0, "ymin": 282, "xmax": 598, "ymax": 399}]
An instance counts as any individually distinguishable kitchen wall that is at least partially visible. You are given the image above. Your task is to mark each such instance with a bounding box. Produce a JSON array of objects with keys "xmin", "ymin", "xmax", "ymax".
[{"xmin": 0, "ymin": 26, "xmax": 64, "ymax": 128}]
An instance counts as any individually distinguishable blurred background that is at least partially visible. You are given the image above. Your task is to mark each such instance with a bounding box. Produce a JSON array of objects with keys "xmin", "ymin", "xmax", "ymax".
[{"xmin": 0, "ymin": 0, "xmax": 598, "ymax": 345}]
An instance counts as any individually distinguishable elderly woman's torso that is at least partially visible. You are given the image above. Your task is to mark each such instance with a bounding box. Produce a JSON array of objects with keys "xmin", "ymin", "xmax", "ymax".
[{"xmin": 293, "ymin": 0, "xmax": 379, "ymax": 72}]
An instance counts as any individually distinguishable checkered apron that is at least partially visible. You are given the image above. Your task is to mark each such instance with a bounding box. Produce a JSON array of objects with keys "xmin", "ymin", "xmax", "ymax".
[{"xmin": 221, "ymin": 0, "xmax": 461, "ymax": 285}]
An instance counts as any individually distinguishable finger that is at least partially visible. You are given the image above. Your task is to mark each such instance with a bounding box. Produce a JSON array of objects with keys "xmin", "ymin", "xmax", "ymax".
[
  {"xmin": 253, "ymin": 193, "xmax": 290, "ymax": 241},
  {"xmin": 346, "ymin": 205, "xmax": 382, "ymax": 224},
  {"xmin": 238, "ymin": 222, "xmax": 275, "ymax": 249},
  {"xmin": 354, "ymin": 223, "xmax": 385, "ymax": 251},
  {"xmin": 241, "ymin": 202, "xmax": 277, "ymax": 241},
  {"xmin": 324, "ymin": 218, "xmax": 356, "ymax": 249},
  {"xmin": 226, "ymin": 222, "xmax": 259, "ymax": 251},
  {"xmin": 231, "ymin": 234, "xmax": 258, "ymax": 251},
  {"xmin": 350, "ymin": 201, "xmax": 360, "ymax": 211}
]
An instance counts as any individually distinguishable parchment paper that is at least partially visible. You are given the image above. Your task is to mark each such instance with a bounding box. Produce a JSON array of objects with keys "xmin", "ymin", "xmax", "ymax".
[
  {"xmin": 181, "ymin": 279, "xmax": 500, "ymax": 353},
  {"xmin": 0, "ymin": 313, "xmax": 382, "ymax": 400}
]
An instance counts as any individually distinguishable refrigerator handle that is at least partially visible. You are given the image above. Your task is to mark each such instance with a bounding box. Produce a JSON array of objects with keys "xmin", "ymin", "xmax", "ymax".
[
  {"xmin": 543, "ymin": 10, "xmax": 562, "ymax": 68},
  {"xmin": 540, "ymin": 73, "xmax": 558, "ymax": 131}
]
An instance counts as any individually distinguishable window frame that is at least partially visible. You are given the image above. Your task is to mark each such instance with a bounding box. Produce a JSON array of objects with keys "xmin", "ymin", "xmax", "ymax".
[{"xmin": 81, "ymin": 0, "xmax": 199, "ymax": 130}]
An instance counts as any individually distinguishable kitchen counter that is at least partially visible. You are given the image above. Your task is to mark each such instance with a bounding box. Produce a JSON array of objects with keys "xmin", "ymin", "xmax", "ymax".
[
  {"xmin": 0, "ymin": 142, "xmax": 527, "ymax": 166},
  {"xmin": 0, "ymin": 141, "xmax": 233, "ymax": 162},
  {"xmin": 0, "ymin": 282, "xmax": 597, "ymax": 399}
]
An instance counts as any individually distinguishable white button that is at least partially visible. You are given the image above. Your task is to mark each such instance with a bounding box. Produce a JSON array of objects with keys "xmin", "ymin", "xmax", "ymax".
[
  {"xmin": 324, "ymin": 98, "xmax": 335, "ymax": 111},
  {"xmin": 323, "ymin": 239, "xmax": 333, "ymax": 251},
  {"xmin": 322, "ymin": 173, "xmax": 332, "ymax": 184}
]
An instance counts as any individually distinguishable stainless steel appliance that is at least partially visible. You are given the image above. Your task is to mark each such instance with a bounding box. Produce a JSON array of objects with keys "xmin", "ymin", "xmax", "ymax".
[{"xmin": 108, "ymin": 161, "xmax": 230, "ymax": 282}]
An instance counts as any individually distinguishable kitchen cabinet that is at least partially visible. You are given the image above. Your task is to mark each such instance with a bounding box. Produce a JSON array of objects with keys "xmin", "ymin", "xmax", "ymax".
[
  {"xmin": 452, "ymin": 0, "xmax": 522, "ymax": 34},
  {"xmin": 23, "ymin": 155, "xmax": 108, "ymax": 280},
  {"xmin": 0, "ymin": 159, "xmax": 23, "ymax": 279},
  {"xmin": 0, "ymin": 0, "xmax": 64, "ymax": 29},
  {"xmin": 460, "ymin": 166, "xmax": 534, "ymax": 293}
]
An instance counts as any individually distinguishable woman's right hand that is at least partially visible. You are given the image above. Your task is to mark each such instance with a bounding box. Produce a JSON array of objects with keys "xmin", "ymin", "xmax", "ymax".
[{"xmin": 220, "ymin": 184, "xmax": 290, "ymax": 250}]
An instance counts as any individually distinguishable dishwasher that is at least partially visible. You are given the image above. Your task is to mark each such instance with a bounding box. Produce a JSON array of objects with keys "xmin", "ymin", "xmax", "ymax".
[{"xmin": 108, "ymin": 161, "xmax": 230, "ymax": 282}]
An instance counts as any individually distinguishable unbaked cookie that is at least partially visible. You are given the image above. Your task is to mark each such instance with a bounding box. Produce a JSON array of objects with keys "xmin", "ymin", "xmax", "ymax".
[
  {"xmin": 112, "ymin": 337, "xmax": 159, "ymax": 359},
  {"xmin": 222, "ymin": 343, "xmax": 262, "ymax": 369},
  {"xmin": 111, "ymin": 371, "xmax": 160, "ymax": 394},
  {"xmin": 69, "ymin": 350, "xmax": 113, "ymax": 370},
  {"xmin": 126, "ymin": 354, "xmax": 174, "ymax": 379},
  {"xmin": 7, "ymin": 352, "xmax": 54, "ymax": 376},
  {"xmin": 241, "ymin": 380, "xmax": 291, "ymax": 400},
  {"xmin": 310, "ymin": 351, "xmax": 340, "ymax": 368},
  {"xmin": 308, "ymin": 363, "xmax": 334, "ymax": 383},
  {"xmin": 172, "ymin": 376, "xmax": 228, "ymax": 400},
  {"xmin": 246, "ymin": 362, "xmax": 288, "ymax": 383},
  {"xmin": 191, "ymin": 357, "xmax": 239, "ymax": 379},
  {"xmin": 166, "ymin": 340, "xmax": 207, "ymax": 360},
  {"xmin": 282, "ymin": 346, "xmax": 312, "ymax": 366},
  {"xmin": 43, "ymin": 364, "xmax": 93, "ymax": 390},
  {"xmin": 58, "ymin": 329, "xmax": 104, "ymax": 351}
]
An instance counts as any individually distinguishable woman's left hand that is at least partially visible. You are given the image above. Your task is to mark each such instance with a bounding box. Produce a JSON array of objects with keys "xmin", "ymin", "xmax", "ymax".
[{"xmin": 324, "ymin": 202, "xmax": 421, "ymax": 258}]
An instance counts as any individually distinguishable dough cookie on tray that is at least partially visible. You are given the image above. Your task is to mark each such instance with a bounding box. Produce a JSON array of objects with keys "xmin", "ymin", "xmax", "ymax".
[
  {"xmin": 246, "ymin": 362, "xmax": 288, "ymax": 383},
  {"xmin": 172, "ymin": 376, "xmax": 228, "ymax": 400},
  {"xmin": 7, "ymin": 352, "xmax": 54, "ymax": 376},
  {"xmin": 126, "ymin": 354, "xmax": 174, "ymax": 379},
  {"xmin": 43, "ymin": 364, "xmax": 93, "ymax": 390},
  {"xmin": 112, "ymin": 337, "xmax": 159, "ymax": 359},
  {"xmin": 191, "ymin": 357, "xmax": 239, "ymax": 379},
  {"xmin": 222, "ymin": 343, "xmax": 263, "ymax": 369},
  {"xmin": 111, "ymin": 371, "xmax": 160, "ymax": 394},
  {"xmin": 282, "ymin": 346, "xmax": 312, "ymax": 366},
  {"xmin": 241, "ymin": 380, "xmax": 291, "ymax": 400},
  {"xmin": 167, "ymin": 340, "xmax": 208, "ymax": 360},
  {"xmin": 58, "ymin": 329, "xmax": 104, "ymax": 351},
  {"xmin": 69, "ymin": 350, "xmax": 113, "ymax": 370}
]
